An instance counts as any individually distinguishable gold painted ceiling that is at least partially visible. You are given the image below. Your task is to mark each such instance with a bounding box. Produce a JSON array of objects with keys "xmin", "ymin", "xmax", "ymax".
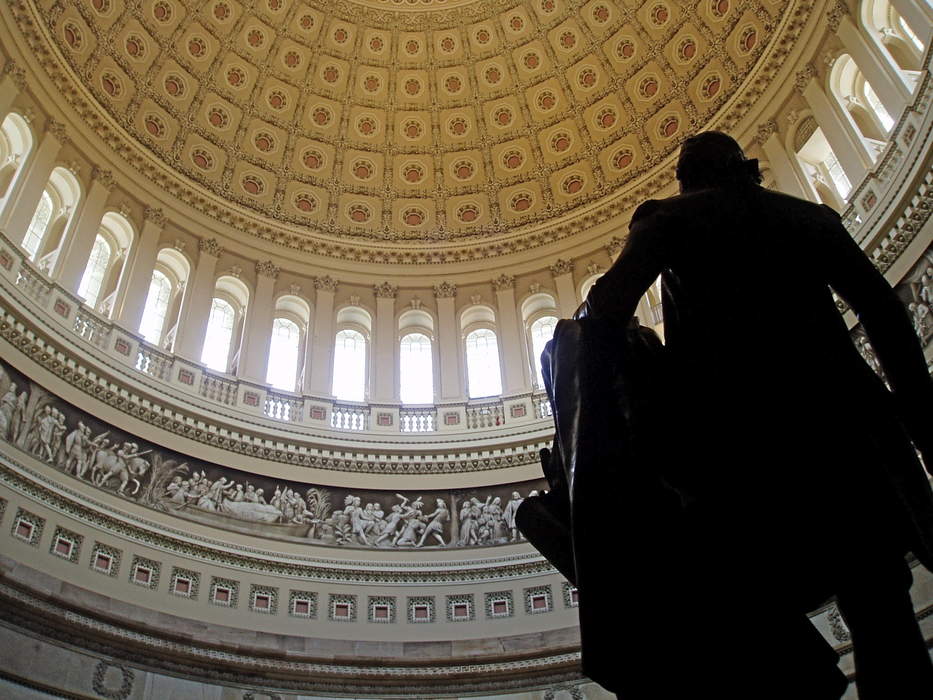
[{"xmin": 43, "ymin": 0, "xmax": 795, "ymax": 250}]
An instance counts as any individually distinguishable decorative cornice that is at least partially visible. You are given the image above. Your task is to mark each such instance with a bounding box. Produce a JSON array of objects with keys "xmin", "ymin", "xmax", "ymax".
[
  {"xmin": 313, "ymin": 275, "xmax": 338, "ymax": 293},
  {"xmin": 491, "ymin": 275, "xmax": 515, "ymax": 291},
  {"xmin": 549, "ymin": 260, "xmax": 573, "ymax": 278},
  {"xmin": 197, "ymin": 238, "xmax": 223, "ymax": 258},
  {"xmin": 433, "ymin": 281, "xmax": 457, "ymax": 298},
  {"xmin": 255, "ymin": 260, "xmax": 280, "ymax": 279},
  {"xmin": 90, "ymin": 166, "xmax": 115, "ymax": 192},
  {"xmin": 143, "ymin": 207, "xmax": 166, "ymax": 227},
  {"xmin": 374, "ymin": 282, "xmax": 398, "ymax": 299},
  {"xmin": 756, "ymin": 119, "xmax": 779, "ymax": 146}
]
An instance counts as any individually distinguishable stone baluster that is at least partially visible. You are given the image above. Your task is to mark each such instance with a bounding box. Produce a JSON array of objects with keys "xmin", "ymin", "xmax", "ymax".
[
  {"xmin": 173, "ymin": 238, "xmax": 222, "ymax": 362},
  {"xmin": 239, "ymin": 260, "xmax": 279, "ymax": 382}
]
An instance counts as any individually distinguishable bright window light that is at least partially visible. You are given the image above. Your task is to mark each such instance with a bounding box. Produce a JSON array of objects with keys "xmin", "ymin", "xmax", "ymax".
[
  {"xmin": 201, "ymin": 297, "xmax": 236, "ymax": 372},
  {"xmin": 863, "ymin": 82, "xmax": 894, "ymax": 131},
  {"xmin": 23, "ymin": 191, "xmax": 52, "ymax": 260},
  {"xmin": 332, "ymin": 329, "xmax": 366, "ymax": 401},
  {"xmin": 77, "ymin": 235, "xmax": 112, "ymax": 308},
  {"xmin": 139, "ymin": 270, "xmax": 172, "ymax": 344},
  {"xmin": 465, "ymin": 328, "xmax": 503, "ymax": 398},
  {"xmin": 400, "ymin": 332, "xmax": 434, "ymax": 404},
  {"xmin": 530, "ymin": 316, "xmax": 558, "ymax": 388},
  {"xmin": 824, "ymin": 152, "xmax": 852, "ymax": 199},
  {"xmin": 266, "ymin": 317, "xmax": 301, "ymax": 391},
  {"xmin": 898, "ymin": 16, "xmax": 924, "ymax": 51}
]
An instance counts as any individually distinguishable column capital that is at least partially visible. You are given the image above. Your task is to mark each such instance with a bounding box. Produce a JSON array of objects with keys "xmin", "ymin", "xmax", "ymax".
[
  {"xmin": 755, "ymin": 119, "xmax": 778, "ymax": 146},
  {"xmin": 1, "ymin": 60, "xmax": 26, "ymax": 89},
  {"xmin": 143, "ymin": 206, "xmax": 166, "ymax": 227},
  {"xmin": 255, "ymin": 260, "xmax": 280, "ymax": 279},
  {"xmin": 826, "ymin": 0, "xmax": 850, "ymax": 32},
  {"xmin": 606, "ymin": 235, "xmax": 624, "ymax": 258},
  {"xmin": 374, "ymin": 281, "xmax": 398, "ymax": 299},
  {"xmin": 313, "ymin": 275, "xmax": 338, "ymax": 292},
  {"xmin": 46, "ymin": 118, "xmax": 68, "ymax": 144},
  {"xmin": 491, "ymin": 274, "xmax": 515, "ymax": 291},
  {"xmin": 549, "ymin": 259, "xmax": 574, "ymax": 277},
  {"xmin": 90, "ymin": 166, "xmax": 116, "ymax": 191},
  {"xmin": 198, "ymin": 237, "xmax": 223, "ymax": 258},
  {"xmin": 794, "ymin": 64, "xmax": 816, "ymax": 93},
  {"xmin": 433, "ymin": 281, "xmax": 457, "ymax": 298}
]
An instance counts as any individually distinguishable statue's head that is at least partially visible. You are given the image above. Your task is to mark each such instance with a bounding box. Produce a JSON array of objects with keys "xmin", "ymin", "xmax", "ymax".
[{"xmin": 676, "ymin": 131, "xmax": 761, "ymax": 193}]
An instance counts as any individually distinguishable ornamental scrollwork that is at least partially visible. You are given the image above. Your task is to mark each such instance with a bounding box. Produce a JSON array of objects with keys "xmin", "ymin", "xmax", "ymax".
[
  {"xmin": 313, "ymin": 275, "xmax": 338, "ymax": 293},
  {"xmin": 143, "ymin": 207, "xmax": 166, "ymax": 227},
  {"xmin": 255, "ymin": 260, "xmax": 280, "ymax": 279},
  {"xmin": 490, "ymin": 275, "xmax": 515, "ymax": 291},
  {"xmin": 548, "ymin": 259, "xmax": 573, "ymax": 277},
  {"xmin": 374, "ymin": 282, "xmax": 398, "ymax": 299}
]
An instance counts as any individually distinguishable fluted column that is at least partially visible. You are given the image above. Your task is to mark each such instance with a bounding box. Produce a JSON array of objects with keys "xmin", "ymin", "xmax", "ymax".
[
  {"xmin": 889, "ymin": 0, "xmax": 933, "ymax": 48},
  {"xmin": 173, "ymin": 238, "xmax": 222, "ymax": 362},
  {"xmin": 796, "ymin": 65, "xmax": 871, "ymax": 188},
  {"xmin": 492, "ymin": 274, "xmax": 528, "ymax": 395},
  {"xmin": 0, "ymin": 61, "xmax": 26, "ymax": 124},
  {"xmin": 550, "ymin": 259, "xmax": 578, "ymax": 319},
  {"xmin": 372, "ymin": 282, "xmax": 398, "ymax": 402},
  {"xmin": 1, "ymin": 120, "xmax": 67, "ymax": 237},
  {"xmin": 433, "ymin": 282, "xmax": 462, "ymax": 400},
  {"xmin": 239, "ymin": 261, "xmax": 279, "ymax": 382},
  {"xmin": 306, "ymin": 276, "xmax": 337, "ymax": 396},
  {"xmin": 756, "ymin": 121, "xmax": 809, "ymax": 199},
  {"xmin": 834, "ymin": 12, "xmax": 910, "ymax": 117},
  {"xmin": 116, "ymin": 207, "xmax": 165, "ymax": 331},
  {"xmin": 55, "ymin": 167, "xmax": 116, "ymax": 291}
]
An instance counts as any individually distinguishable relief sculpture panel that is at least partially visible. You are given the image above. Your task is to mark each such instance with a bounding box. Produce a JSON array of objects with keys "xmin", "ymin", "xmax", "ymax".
[{"xmin": 0, "ymin": 357, "xmax": 545, "ymax": 550}]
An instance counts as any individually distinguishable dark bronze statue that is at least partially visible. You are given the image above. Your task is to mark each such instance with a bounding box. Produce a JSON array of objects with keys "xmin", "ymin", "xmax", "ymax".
[{"xmin": 519, "ymin": 131, "xmax": 933, "ymax": 698}]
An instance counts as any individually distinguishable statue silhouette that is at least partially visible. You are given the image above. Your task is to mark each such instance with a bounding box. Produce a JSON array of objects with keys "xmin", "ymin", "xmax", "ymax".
[{"xmin": 521, "ymin": 132, "xmax": 933, "ymax": 698}]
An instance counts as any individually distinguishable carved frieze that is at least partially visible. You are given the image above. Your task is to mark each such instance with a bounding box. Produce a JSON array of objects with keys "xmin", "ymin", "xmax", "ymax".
[{"xmin": 198, "ymin": 238, "xmax": 223, "ymax": 258}]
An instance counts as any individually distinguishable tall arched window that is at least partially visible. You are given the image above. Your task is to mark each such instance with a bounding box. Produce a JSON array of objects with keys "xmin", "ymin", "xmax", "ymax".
[
  {"xmin": 139, "ymin": 270, "xmax": 172, "ymax": 344},
  {"xmin": 465, "ymin": 328, "xmax": 503, "ymax": 398},
  {"xmin": 201, "ymin": 297, "xmax": 236, "ymax": 372},
  {"xmin": 898, "ymin": 15, "xmax": 923, "ymax": 51},
  {"xmin": 23, "ymin": 191, "xmax": 52, "ymax": 260},
  {"xmin": 77, "ymin": 235, "xmax": 112, "ymax": 308},
  {"xmin": 400, "ymin": 332, "xmax": 434, "ymax": 404},
  {"xmin": 529, "ymin": 317, "xmax": 558, "ymax": 389},
  {"xmin": 267, "ymin": 317, "xmax": 301, "ymax": 391},
  {"xmin": 332, "ymin": 329, "xmax": 367, "ymax": 402},
  {"xmin": 863, "ymin": 82, "xmax": 894, "ymax": 131}
]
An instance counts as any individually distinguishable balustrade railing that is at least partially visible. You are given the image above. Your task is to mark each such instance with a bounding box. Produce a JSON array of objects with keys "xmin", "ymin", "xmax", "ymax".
[
  {"xmin": 15, "ymin": 266, "xmax": 50, "ymax": 306},
  {"xmin": 73, "ymin": 309, "xmax": 111, "ymax": 349},
  {"xmin": 533, "ymin": 394, "xmax": 553, "ymax": 419},
  {"xmin": 135, "ymin": 345, "xmax": 173, "ymax": 381},
  {"xmin": 466, "ymin": 402, "xmax": 504, "ymax": 429},
  {"xmin": 200, "ymin": 370, "xmax": 237, "ymax": 406},
  {"xmin": 332, "ymin": 405, "xmax": 368, "ymax": 431},
  {"xmin": 264, "ymin": 391, "xmax": 303, "ymax": 422},
  {"xmin": 400, "ymin": 408, "xmax": 436, "ymax": 433}
]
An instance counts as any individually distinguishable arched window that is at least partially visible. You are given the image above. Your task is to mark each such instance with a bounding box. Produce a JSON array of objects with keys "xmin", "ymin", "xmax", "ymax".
[
  {"xmin": 400, "ymin": 332, "xmax": 434, "ymax": 404},
  {"xmin": 529, "ymin": 316, "xmax": 558, "ymax": 389},
  {"xmin": 139, "ymin": 270, "xmax": 172, "ymax": 344},
  {"xmin": 0, "ymin": 113, "xmax": 33, "ymax": 209},
  {"xmin": 465, "ymin": 328, "xmax": 503, "ymax": 398},
  {"xmin": 77, "ymin": 235, "xmax": 112, "ymax": 308},
  {"xmin": 898, "ymin": 15, "xmax": 923, "ymax": 51},
  {"xmin": 23, "ymin": 191, "xmax": 51, "ymax": 260},
  {"xmin": 332, "ymin": 329, "xmax": 367, "ymax": 402},
  {"xmin": 863, "ymin": 82, "xmax": 894, "ymax": 131},
  {"xmin": 795, "ymin": 119, "xmax": 851, "ymax": 207},
  {"xmin": 201, "ymin": 297, "xmax": 236, "ymax": 372},
  {"xmin": 267, "ymin": 317, "xmax": 301, "ymax": 391}
]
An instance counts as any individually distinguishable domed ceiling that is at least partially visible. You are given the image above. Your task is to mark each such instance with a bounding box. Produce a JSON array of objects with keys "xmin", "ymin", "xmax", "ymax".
[{"xmin": 45, "ymin": 0, "xmax": 796, "ymax": 255}]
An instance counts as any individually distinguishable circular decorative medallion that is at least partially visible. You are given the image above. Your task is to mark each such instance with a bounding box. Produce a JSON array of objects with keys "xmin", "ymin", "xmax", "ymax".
[
  {"xmin": 402, "ymin": 207, "xmax": 426, "ymax": 226},
  {"xmin": 550, "ymin": 131, "xmax": 572, "ymax": 153},
  {"xmin": 311, "ymin": 106, "xmax": 332, "ymax": 127},
  {"xmin": 212, "ymin": 2, "xmax": 231, "ymax": 21},
  {"xmin": 347, "ymin": 203, "xmax": 371, "ymax": 223},
  {"xmin": 191, "ymin": 147, "xmax": 214, "ymax": 170},
  {"xmin": 226, "ymin": 66, "xmax": 246, "ymax": 88},
  {"xmin": 152, "ymin": 1, "xmax": 172, "ymax": 22},
  {"xmin": 352, "ymin": 159, "xmax": 375, "ymax": 180},
  {"xmin": 143, "ymin": 114, "xmax": 166, "ymax": 138},
  {"xmin": 536, "ymin": 90, "xmax": 557, "ymax": 111},
  {"xmin": 267, "ymin": 90, "xmax": 287, "ymax": 110},
  {"xmin": 452, "ymin": 160, "xmax": 476, "ymax": 180},
  {"xmin": 369, "ymin": 35, "xmax": 385, "ymax": 52},
  {"xmin": 302, "ymin": 148, "xmax": 324, "ymax": 170},
  {"xmin": 164, "ymin": 74, "xmax": 186, "ymax": 98},
  {"xmin": 493, "ymin": 107, "xmax": 513, "ymax": 127},
  {"xmin": 253, "ymin": 132, "xmax": 275, "ymax": 153},
  {"xmin": 403, "ymin": 119, "xmax": 424, "ymax": 139},
  {"xmin": 100, "ymin": 72, "xmax": 122, "ymax": 97},
  {"xmin": 444, "ymin": 75, "xmax": 462, "ymax": 94},
  {"xmin": 447, "ymin": 117, "xmax": 468, "ymax": 137},
  {"xmin": 187, "ymin": 37, "xmax": 206, "ymax": 58},
  {"xmin": 402, "ymin": 163, "xmax": 425, "ymax": 183},
  {"xmin": 612, "ymin": 148, "xmax": 634, "ymax": 170},
  {"xmin": 125, "ymin": 34, "xmax": 146, "ymax": 59},
  {"xmin": 561, "ymin": 173, "xmax": 585, "ymax": 195},
  {"xmin": 457, "ymin": 203, "xmax": 480, "ymax": 222},
  {"xmin": 357, "ymin": 115, "xmax": 378, "ymax": 136},
  {"xmin": 510, "ymin": 191, "xmax": 534, "ymax": 212},
  {"xmin": 294, "ymin": 193, "xmax": 317, "ymax": 213},
  {"xmin": 658, "ymin": 115, "xmax": 680, "ymax": 138},
  {"xmin": 501, "ymin": 150, "xmax": 524, "ymax": 170},
  {"xmin": 595, "ymin": 107, "xmax": 617, "ymax": 130},
  {"xmin": 241, "ymin": 174, "xmax": 265, "ymax": 195},
  {"xmin": 63, "ymin": 23, "xmax": 83, "ymax": 50},
  {"xmin": 207, "ymin": 106, "xmax": 229, "ymax": 129}
]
